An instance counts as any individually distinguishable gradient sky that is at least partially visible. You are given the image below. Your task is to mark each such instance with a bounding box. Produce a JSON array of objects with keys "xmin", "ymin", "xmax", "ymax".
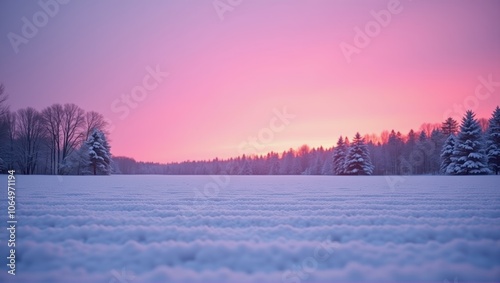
[{"xmin": 1, "ymin": 0, "xmax": 499, "ymax": 163}]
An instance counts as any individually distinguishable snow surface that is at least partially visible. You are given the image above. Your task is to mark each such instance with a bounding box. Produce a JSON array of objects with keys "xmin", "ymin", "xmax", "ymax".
[{"xmin": 1, "ymin": 175, "xmax": 499, "ymax": 282}]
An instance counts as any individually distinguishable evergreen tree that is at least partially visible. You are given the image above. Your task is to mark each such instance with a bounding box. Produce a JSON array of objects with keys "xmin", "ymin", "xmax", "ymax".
[
  {"xmin": 280, "ymin": 149, "xmax": 295, "ymax": 175},
  {"xmin": 430, "ymin": 129, "xmax": 446, "ymax": 173},
  {"xmin": 291, "ymin": 158, "xmax": 303, "ymax": 174},
  {"xmin": 86, "ymin": 129, "xmax": 111, "ymax": 175},
  {"xmin": 415, "ymin": 131, "xmax": 429, "ymax": 174},
  {"xmin": 442, "ymin": 117, "xmax": 458, "ymax": 136},
  {"xmin": 440, "ymin": 134, "xmax": 456, "ymax": 174},
  {"xmin": 268, "ymin": 154, "xmax": 281, "ymax": 175},
  {"xmin": 240, "ymin": 159, "xmax": 253, "ymax": 175},
  {"xmin": 308, "ymin": 151, "xmax": 323, "ymax": 175},
  {"xmin": 321, "ymin": 151, "xmax": 333, "ymax": 175},
  {"xmin": 344, "ymin": 137, "xmax": 350, "ymax": 147},
  {"xmin": 404, "ymin": 129, "xmax": 417, "ymax": 157},
  {"xmin": 344, "ymin": 133, "xmax": 374, "ymax": 175},
  {"xmin": 448, "ymin": 110, "xmax": 490, "ymax": 175},
  {"xmin": 332, "ymin": 136, "xmax": 347, "ymax": 175},
  {"xmin": 386, "ymin": 130, "xmax": 404, "ymax": 174},
  {"xmin": 486, "ymin": 106, "xmax": 500, "ymax": 174}
]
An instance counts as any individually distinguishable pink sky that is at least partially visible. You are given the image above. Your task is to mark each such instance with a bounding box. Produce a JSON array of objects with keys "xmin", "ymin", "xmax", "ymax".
[{"xmin": 1, "ymin": 0, "xmax": 499, "ymax": 163}]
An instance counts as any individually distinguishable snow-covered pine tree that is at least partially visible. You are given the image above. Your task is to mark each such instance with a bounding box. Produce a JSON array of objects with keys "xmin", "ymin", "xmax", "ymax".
[
  {"xmin": 486, "ymin": 106, "xmax": 500, "ymax": 174},
  {"xmin": 440, "ymin": 134, "xmax": 456, "ymax": 174},
  {"xmin": 86, "ymin": 129, "xmax": 111, "ymax": 175},
  {"xmin": 344, "ymin": 132, "xmax": 374, "ymax": 175},
  {"xmin": 449, "ymin": 110, "xmax": 490, "ymax": 175},
  {"xmin": 332, "ymin": 136, "xmax": 348, "ymax": 175}
]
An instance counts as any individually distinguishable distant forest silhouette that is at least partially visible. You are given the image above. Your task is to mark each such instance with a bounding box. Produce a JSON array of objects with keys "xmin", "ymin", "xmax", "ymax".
[
  {"xmin": 1, "ymin": 84, "xmax": 499, "ymax": 175},
  {"xmin": 113, "ymin": 108, "xmax": 500, "ymax": 176}
]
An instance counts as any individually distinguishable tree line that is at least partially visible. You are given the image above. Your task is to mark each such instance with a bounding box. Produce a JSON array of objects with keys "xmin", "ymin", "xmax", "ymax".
[
  {"xmin": 1, "ymin": 83, "xmax": 499, "ymax": 176},
  {"xmin": 0, "ymin": 84, "xmax": 111, "ymax": 175},
  {"xmin": 113, "ymin": 107, "xmax": 500, "ymax": 176}
]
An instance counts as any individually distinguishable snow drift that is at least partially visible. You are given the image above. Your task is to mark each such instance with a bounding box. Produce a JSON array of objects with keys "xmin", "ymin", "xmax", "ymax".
[{"xmin": 0, "ymin": 175, "xmax": 499, "ymax": 282}]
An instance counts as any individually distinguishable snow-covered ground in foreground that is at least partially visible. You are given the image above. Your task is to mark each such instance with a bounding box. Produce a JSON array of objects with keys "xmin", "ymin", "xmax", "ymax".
[{"xmin": 0, "ymin": 175, "xmax": 499, "ymax": 283}]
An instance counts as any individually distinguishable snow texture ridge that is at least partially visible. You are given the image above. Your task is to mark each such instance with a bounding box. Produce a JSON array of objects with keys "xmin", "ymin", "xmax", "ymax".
[{"xmin": 0, "ymin": 175, "xmax": 499, "ymax": 282}]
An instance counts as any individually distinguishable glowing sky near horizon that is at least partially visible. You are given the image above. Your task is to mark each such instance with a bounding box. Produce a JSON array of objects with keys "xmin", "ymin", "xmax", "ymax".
[{"xmin": 1, "ymin": 0, "xmax": 499, "ymax": 163}]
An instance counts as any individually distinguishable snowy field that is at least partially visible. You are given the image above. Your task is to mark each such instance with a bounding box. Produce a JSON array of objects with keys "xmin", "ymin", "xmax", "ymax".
[{"xmin": 1, "ymin": 175, "xmax": 499, "ymax": 283}]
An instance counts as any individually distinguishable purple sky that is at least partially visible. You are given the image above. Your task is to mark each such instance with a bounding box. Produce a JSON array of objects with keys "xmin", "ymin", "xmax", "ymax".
[{"xmin": 1, "ymin": 0, "xmax": 499, "ymax": 162}]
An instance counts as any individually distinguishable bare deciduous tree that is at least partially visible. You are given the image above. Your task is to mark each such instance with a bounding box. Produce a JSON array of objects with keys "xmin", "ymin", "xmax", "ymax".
[
  {"xmin": 61, "ymin": 103, "xmax": 85, "ymax": 164},
  {"xmin": 0, "ymin": 110, "xmax": 16, "ymax": 172},
  {"xmin": 84, "ymin": 111, "xmax": 108, "ymax": 142},
  {"xmin": 16, "ymin": 108, "xmax": 45, "ymax": 174},
  {"xmin": 41, "ymin": 104, "xmax": 63, "ymax": 174},
  {"xmin": 0, "ymin": 84, "xmax": 8, "ymax": 118}
]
